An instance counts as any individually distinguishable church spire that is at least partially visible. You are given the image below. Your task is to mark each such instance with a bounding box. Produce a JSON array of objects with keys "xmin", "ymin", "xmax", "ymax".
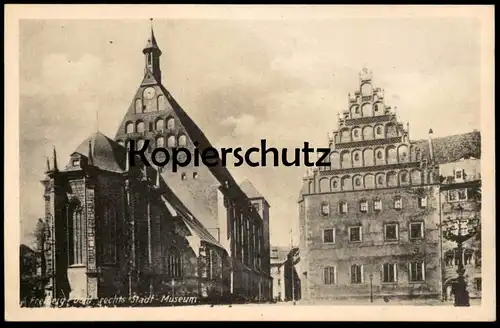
[{"xmin": 142, "ymin": 18, "xmax": 162, "ymax": 83}]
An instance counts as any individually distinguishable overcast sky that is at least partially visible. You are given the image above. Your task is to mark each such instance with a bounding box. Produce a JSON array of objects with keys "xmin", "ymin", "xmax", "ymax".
[{"xmin": 19, "ymin": 15, "xmax": 481, "ymax": 247}]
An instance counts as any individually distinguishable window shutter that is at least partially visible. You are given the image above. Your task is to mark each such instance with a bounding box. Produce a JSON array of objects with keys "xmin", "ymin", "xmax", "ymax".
[
  {"xmin": 334, "ymin": 266, "xmax": 338, "ymax": 285},
  {"xmin": 394, "ymin": 263, "xmax": 398, "ymax": 282},
  {"xmin": 381, "ymin": 263, "xmax": 384, "ymax": 282},
  {"xmin": 359, "ymin": 226, "xmax": 363, "ymax": 241},
  {"xmin": 408, "ymin": 262, "xmax": 411, "ymax": 282},
  {"xmin": 421, "ymin": 223, "xmax": 425, "ymax": 238},
  {"xmin": 360, "ymin": 265, "xmax": 364, "ymax": 283},
  {"xmin": 421, "ymin": 262, "xmax": 426, "ymax": 281},
  {"xmin": 333, "ymin": 228, "xmax": 336, "ymax": 244}
]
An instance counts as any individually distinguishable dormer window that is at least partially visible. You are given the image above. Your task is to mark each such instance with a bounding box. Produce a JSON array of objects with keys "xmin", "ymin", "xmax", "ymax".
[{"xmin": 72, "ymin": 159, "xmax": 80, "ymax": 167}]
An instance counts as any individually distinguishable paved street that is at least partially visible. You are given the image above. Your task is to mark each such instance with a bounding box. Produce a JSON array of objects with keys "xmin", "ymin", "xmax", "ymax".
[{"xmin": 207, "ymin": 298, "xmax": 482, "ymax": 307}]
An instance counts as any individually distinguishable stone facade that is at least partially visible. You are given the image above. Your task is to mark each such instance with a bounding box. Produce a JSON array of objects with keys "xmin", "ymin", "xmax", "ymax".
[
  {"xmin": 41, "ymin": 138, "xmax": 230, "ymax": 301},
  {"xmin": 298, "ymin": 69, "xmax": 481, "ymax": 302}
]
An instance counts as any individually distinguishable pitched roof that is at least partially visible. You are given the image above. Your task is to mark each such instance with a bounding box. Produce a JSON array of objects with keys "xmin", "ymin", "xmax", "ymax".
[
  {"xmin": 67, "ymin": 132, "xmax": 126, "ymax": 173},
  {"xmin": 412, "ymin": 131, "xmax": 481, "ymax": 164},
  {"xmin": 239, "ymin": 179, "xmax": 264, "ymax": 199}
]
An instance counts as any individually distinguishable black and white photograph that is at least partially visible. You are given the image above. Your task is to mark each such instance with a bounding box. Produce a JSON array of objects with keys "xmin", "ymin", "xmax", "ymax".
[{"xmin": 5, "ymin": 4, "xmax": 495, "ymax": 321}]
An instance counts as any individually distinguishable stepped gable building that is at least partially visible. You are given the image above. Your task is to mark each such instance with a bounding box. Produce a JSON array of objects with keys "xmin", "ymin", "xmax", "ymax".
[
  {"xmin": 113, "ymin": 27, "xmax": 272, "ymax": 300},
  {"xmin": 297, "ymin": 69, "xmax": 481, "ymax": 302},
  {"xmin": 41, "ymin": 132, "xmax": 230, "ymax": 301}
]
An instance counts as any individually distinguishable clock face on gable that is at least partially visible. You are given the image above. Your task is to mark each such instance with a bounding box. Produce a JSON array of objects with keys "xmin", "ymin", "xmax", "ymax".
[{"xmin": 143, "ymin": 87, "xmax": 156, "ymax": 100}]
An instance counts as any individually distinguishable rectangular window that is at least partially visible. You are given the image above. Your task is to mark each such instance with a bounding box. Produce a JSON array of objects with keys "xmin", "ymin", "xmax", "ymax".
[
  {"xmin": 359, "ymin": 201, "xmax": 368, "ymax": 213},
  {"xmin": 448, "ymin": 190, "xmax": 458, "ymax": 202},
  {"xmin": 323, "ymin": 228, "xmax": 335, "ymax": 244},
  {"xmin": 382, "ymin": 263, "xmax": 398, "ymax": 283},
  {"xmin": 350, "ymin": 264, "xmax": 363, "ymax": 284},
  {"xmin": 339, "ymin": 202, "xmax": 348, "ymax": 214},
  {"xmin": 384, "ymin": 224, "xmax": 399, "ymax": 241},
  {"xmin": 374, "ymin": 199, "xmax": 382, "ymax": 211},
  {"xmin": 321, "ymin": 203, "xmax": 330, "ymax": 216},
  {"xmin": 409, "ymin": 222, "xmax": 424, "ymax": 240},
  {"xmin": 253, "ymin": 203, "xmax": 260, "ymax": 212},
  {"xmin": 454, "ymin": 168, "xmax": 464, "ymax": 180},
  {"xmin": 324, "ymin": 267, "xmax": 336, "ymax": 285},
  {"xmin": 349, "ymin": 226, "xmax": 362, "ymax": 242},
  {"xmin": 418, "ymin": 196, "xmax": 427, "ymax": 208},
  {"xmin": 409, "ymin": 261, "xmax": 425, "ymax": 282},
  {"xmin": 458, "ymin": 189, "xmax": 468, "ymax": 200},
  {"xmin": 394, "ymin": 197, "xmax": 402, "ymax": 209}
]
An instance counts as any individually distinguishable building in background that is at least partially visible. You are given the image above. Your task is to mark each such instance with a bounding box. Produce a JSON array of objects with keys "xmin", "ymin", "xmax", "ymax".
[
  {"xmin": 39, "ymin": 26, "xmax": 273, "ymax": 303},
  {"xmin": 438, "ymin": 156, "xmax": 481, "ymax": 301},
  {"xmin": 298, "ymin": 69, "xmax": 481, "ymax": 302},
  {"xmin": 270, "ymin": 246, "xmax": 301, "ymax": 302}
]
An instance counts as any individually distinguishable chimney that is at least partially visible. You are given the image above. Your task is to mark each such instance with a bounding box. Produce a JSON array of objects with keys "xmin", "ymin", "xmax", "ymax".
[
  {"xmin": 46, "ymin": 156, "xmax": 51, "ymax": 172},
  {"xmin": 428, "ymin": 129, "xmax": 434, "ymax": 161}
]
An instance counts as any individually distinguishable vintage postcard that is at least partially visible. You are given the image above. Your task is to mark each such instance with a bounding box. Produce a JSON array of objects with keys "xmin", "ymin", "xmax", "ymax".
[{"xmin": 4, "ymin": 4, "xmax": 495, "ymax": 321}]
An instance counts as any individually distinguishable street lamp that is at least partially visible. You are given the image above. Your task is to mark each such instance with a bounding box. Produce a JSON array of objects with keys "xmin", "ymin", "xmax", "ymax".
[
  {"xmin": 369, "ymin": 273, "xmax": 373, "ymax": 303},
  {"xmin": 441, "ymin": 204, "xmax": 480, "ymax": 307}
]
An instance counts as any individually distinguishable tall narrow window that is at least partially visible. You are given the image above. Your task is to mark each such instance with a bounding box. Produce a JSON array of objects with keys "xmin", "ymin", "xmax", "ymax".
[
  {"xmin": 125, "ymin": 122, "xmax": 134, "ymax": 134},
  {"xmin": 166, "ymin": 246, "xmax": 182, "ymax": 277},
  {"xmin": 350, "ymin": 264, "xmax": 363, "ymax": 284},
  {"xmin": 339, "ymin": 201, "xmax": 348, "ymax": 214},
  {"xmin": 136, "ymin": 121, "xmax": 145, "ymax": 134},
  {"xmin": 157, "ymin": 95, "xmax": 166, "ymax": 111},
  {"xmin": 67, "ymin": 201, "xmax": 84, "ymax": 265},
  {"xmin": 324, "ymin": 266, "xmax": 336, "ymax": 285},
  {"xmin": 167, "ymin": 135, "xmax": 176, "ymax": 148},
  {"xmin": 167, "ymin": 118, "xmax": 175, "ymax": 131}
]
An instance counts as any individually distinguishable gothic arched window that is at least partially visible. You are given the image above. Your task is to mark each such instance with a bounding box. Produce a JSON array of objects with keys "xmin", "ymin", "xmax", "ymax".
[
  {"xmin": 125, "ymin": 122, "xmax": 134, "ymax": 134},
  {"xmin": 155, "ymin": 118, "xmax": 165, "ymax": 131},
  {"xmin": 135, "ymin": 99, "xmax": 143, "ymax": 114},
  {"xmin": 156, "ymin": 136, "xmax": 165, "ymax": 148},
  {"xmin": 167, "ymin": 118, "xmax": 175, "ymax": 131},
  {"xmin": 166, "ymin": 246, "xmax": 182, "ymax": 277},
  {"xmin": 167, "ymin": 135, "xmax": 176, "ymax": 148},
  {"xmin": 178, "ymin": 135, "xmax": 187, "ymax": 148},
  {"xmin": 136, "ymin": 121, "xmax": 145, "ymax": 134},
  {"xmin": 67, "ymin": 200, "xmax": 84, "ymax": 265}
]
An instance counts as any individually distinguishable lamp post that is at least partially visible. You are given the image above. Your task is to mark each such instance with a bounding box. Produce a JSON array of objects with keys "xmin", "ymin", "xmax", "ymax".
[
  {"xmin": 369, "ymin": 273, "xmax": 373, "ymax": 303},
  {"xmin": 441, "ymin": 204, "xmax": 480, "ymax": 307}
]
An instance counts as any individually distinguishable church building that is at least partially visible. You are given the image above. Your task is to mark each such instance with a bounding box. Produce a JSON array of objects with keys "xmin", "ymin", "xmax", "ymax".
[{"xmin": 40, "ymin": 25, "xmax": 272, "ymax": 302}]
